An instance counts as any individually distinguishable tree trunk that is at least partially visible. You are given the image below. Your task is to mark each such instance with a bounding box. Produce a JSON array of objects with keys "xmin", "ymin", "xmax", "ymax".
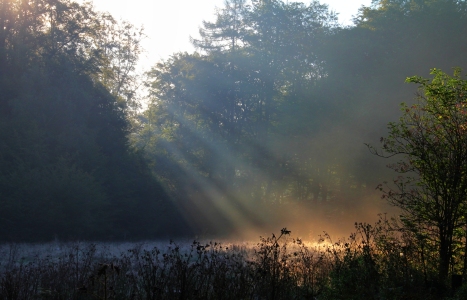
[
  {"xmin": 439, "ymin": 239, "xmax": 450, "ymax": 282},
  {"xmin": 439, "ymin": 224, "xmax": 454, "ymax": 284}
]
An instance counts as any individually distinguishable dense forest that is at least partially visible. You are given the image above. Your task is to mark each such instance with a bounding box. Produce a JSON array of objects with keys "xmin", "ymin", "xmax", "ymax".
[
  {"xmin": 133, "ymin": 0, "xmax": 467, "ymax": 238},
  {"xmin": 0, "ymin": 0, "xmax": 189, "ymax": 241},
  {"xmin": 3, "ymin": 0, "xmax": 467, "ymax": 297},
  {"xmin": 1, "ymin": 0, "xmax": 467, "ymax": 253}
]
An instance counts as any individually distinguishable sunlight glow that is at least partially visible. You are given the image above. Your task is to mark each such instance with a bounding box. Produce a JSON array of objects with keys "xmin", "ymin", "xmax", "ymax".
[
  {"xmin": 78, "ymin": 0, "xmax": 372, "ymax": 68},
  {"xmin": 76, "ymin": 0, "xmax": 377, "ymax": 240}
]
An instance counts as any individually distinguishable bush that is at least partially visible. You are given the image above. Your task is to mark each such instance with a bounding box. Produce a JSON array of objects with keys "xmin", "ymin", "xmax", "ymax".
[{"xmin": 0, "ymin": 221, "xmax": 462, "ymax": 299}]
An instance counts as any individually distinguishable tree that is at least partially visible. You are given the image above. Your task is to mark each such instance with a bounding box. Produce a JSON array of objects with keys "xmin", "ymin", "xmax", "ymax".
[
  {"xmin": 192, "ymin": 0, "xmax": 246, "ymax": 52},
  {"xmin": 0, "ymin": 0, "xmax": 184, "ymax": 241},
  {"xmin": 369, "ymin": 68, "xmax": 467, "ymax": 282},
  {"xmin": 91, "ymin": 14, "xmax": 145, "ymax": 116}
]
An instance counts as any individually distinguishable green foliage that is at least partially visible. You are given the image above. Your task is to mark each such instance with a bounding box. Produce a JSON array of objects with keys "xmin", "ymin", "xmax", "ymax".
[
  {"xmin": 323, "ymin": 227, "xmax": 380, "ymax": 299},
  {"xmin": 139, "ymin": 0, "xmax": 340, "ymax": 215},
  {"xmin": 3, "ymin": 0, "xmax": 467, "ymax": 245},
  {"xmin": 0, "ymin": 0, "xmax": 185, "ymax": 241},
  {"xmin": 369, "ymin": 68, "xmax": 467, "ymax": 282},
  {"xmin": 128, "ymin": 0, "xmax": 467, "ymax": 236}
]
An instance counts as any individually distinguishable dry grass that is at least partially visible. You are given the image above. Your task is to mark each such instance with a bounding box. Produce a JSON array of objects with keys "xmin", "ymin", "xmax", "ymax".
[{"xmin": 1, "ymin": 220, "xmax": 466, "ymax": 299}]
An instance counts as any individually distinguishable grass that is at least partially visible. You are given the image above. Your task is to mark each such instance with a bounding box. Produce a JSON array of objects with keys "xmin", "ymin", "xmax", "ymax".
[{"xmin": 1, "ymin": 219, "xmax": 467, "ymax": 299}]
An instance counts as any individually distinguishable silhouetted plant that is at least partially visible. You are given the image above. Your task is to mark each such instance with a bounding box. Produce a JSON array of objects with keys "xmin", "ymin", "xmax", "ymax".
[{"xmin": 0, "ymin": 225, "xmax": 463, "ymax": 299}]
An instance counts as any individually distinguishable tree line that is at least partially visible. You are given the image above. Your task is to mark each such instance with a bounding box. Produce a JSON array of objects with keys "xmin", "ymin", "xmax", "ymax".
[
  {"xmin": 0, "ymin": 0, "xmax": 189, "ymax": 241},
  {"xmin": 134, "ymin": 0, "xmax": 467, "ymax": 235},
  {"xmin": 133, "ymin": 0, "xmax": 467, "ymax": 284},
  {"xmin": 2, "ymin": 0, "xmax": 467, "ymax": 286}
]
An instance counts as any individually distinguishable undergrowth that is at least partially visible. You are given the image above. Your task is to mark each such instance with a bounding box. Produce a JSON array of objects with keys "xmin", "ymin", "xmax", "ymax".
[{"xmin": 1, "ymin": 216, "xmax": 466, "ymax": 299}]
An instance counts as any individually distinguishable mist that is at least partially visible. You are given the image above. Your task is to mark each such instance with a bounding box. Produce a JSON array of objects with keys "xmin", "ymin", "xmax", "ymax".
[
  {"xmin": 128, "ymin": 0, "xmax": 467, "ymax": 243},
  {"xmin": 0, "ymin": 0, "xmax": 466, "ymax": 245},
  {"xmin": 3, "ymin": 1, "xmax": 467, "ymax": 298}
]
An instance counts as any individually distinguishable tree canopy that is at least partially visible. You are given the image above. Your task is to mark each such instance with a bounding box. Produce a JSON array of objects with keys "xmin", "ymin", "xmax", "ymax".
[
  {"xmin": 0, "ymin": 0, "xmax": 188, "ymax": 241},
  {"xmin": 369, "ymin": 68, "xmax": 467, "ymax": 281},
  {"xmin": 132, "ymin": 0, "xmax": 467, "ymax": 237},
  {"xmin": 2, "ymin": 0, "xmax": 467, "ymax": 245}
]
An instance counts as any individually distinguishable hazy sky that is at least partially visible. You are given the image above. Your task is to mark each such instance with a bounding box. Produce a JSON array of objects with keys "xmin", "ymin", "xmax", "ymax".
[{"xmin": 81, "ymin": 0, "xmax": 372, "ymax": 68}]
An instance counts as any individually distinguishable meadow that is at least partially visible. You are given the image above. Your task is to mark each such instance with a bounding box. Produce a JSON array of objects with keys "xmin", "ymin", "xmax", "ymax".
[{"xmin": 1, "ymin": 218, "xmax": 467, "ymax": 300}]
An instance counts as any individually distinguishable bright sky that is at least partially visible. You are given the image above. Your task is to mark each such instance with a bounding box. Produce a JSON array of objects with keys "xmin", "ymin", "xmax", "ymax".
[{"xmin": 80, "ymin": 0, "xmax": 372, "ymax": 70}]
